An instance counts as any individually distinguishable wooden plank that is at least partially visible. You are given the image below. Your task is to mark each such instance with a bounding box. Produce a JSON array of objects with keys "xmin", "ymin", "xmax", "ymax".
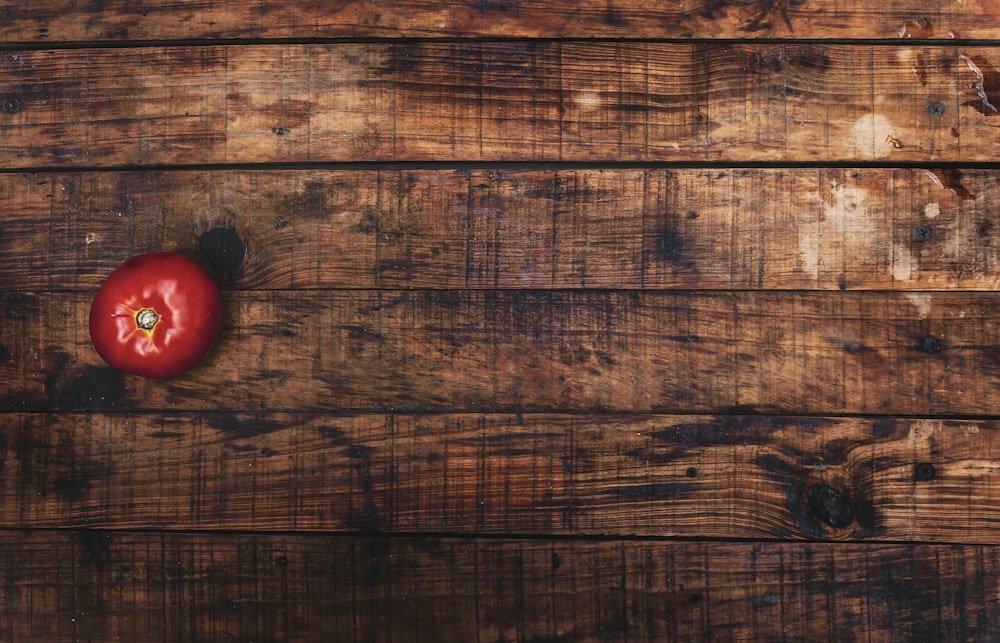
[
  {"xmin": 2, "ymin": 290, "xmax": 998, "ymax": 416},
  {"xmin": 1, "ymin": 412, "xmax": 998, "ymax": 543},
  {"xmin": 0, "ymin": 43, "xmax": 995, "ymax": 166},
  {"xmin": 1, "ymin": 531, "xmax": 995, "ymax": 641},
  {"xmin": 2, "ymin": 168, "xmax": 997, "ymax": 292},
  {"xmin": 0, "ymin": 0, "xmax": 991, "ymax": 42}
]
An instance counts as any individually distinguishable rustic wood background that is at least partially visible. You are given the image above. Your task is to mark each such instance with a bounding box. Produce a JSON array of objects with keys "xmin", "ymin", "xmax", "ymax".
[{"xmin": 3, "ymin": 1, "xmax": 1000, "ymax": 640}]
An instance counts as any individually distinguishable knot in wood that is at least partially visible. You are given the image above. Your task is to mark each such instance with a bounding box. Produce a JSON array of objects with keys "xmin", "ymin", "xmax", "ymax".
[
  {"xmin": 806, "ymin": 483, "xmax": 854, "ymax": 529},
  {"xmin": 200, "ymin": 227, "xmax": 247, "ymax": 278}
]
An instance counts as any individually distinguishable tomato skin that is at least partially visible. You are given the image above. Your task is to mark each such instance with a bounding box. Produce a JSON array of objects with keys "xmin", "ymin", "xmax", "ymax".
[{"xmin": 89, "ymin": 252, "xmax": 222, "ymax": 379}]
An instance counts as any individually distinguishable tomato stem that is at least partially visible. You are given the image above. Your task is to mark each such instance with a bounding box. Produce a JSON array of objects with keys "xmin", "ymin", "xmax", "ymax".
[{"xmin": 135, "ymin": 308, "xmax": 161, "ymax": 331}]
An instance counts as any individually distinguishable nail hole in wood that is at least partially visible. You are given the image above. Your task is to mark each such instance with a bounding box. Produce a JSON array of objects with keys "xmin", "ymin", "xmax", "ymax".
[
  {"xmin": 1, "ymin": 96, "xmax": 21, "ymax": 114},
  {"xmin": 921, "ymin": 337, "xmax": 942, "ymax": 353}
]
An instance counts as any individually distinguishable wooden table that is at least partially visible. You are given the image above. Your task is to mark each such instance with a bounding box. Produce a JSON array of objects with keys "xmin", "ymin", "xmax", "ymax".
[{"xmin": 3, "ymin": 2, "xmax": 1000, "ymax": 640}]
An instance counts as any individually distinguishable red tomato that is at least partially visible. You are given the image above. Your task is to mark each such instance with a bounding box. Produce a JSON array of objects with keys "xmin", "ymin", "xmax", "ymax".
[{"xmin": 89, "ymin": 252, "xmax": 222, "ymax": 379}]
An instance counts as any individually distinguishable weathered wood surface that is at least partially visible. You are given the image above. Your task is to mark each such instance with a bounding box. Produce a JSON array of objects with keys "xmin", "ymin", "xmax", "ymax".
[
  {"xmin": 4, "ymin": 3, "xmax": 1000, "ymax": 640},
  {"xmin": 2, "ymin": 531, "xmax": 995, "ymax": 642},
  {"xmin": 0, "ymin": 412, "xmax": 996, "ymax": 543},
  {"xmin": 0, "ymin": 0, "xmax": 990, "ymax": 42},
  {"xmin": 1, "ymin": 43, "xmax": 997, "ymax": 167},
  {"xmin": 2, "ymin": 168, "xmax": 998, "ymax": 292},
  {"xmin": 2, "ymin": 290, "xmax": 997, "ymax": 416}
]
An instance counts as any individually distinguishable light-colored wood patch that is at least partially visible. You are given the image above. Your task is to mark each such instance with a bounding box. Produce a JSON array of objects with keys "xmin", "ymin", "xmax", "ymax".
[{"xmin": 849, "ymin": 113, "xmax": 899, "ymax": 159}]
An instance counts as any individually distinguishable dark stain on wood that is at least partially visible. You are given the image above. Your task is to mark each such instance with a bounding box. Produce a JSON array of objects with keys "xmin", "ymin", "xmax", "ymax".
[
  {"xmin": 224, "ymin": 442, "xmax": 258, "ymax": 452},
  {"xmin": 54, "ymin": 460, "xmax": 110, "ymax": 503},
  {"xmin": 344, "ymin": 444, "xmax": 375, "ymax": 459},
  {"xmin": 358, "ymin": 537, "xmax": 392, "ymax": 587},
  {"xmin": 0, "ymin": 293, "xmax": 35, "ymax": 322},
  {"xmin": 199, "ymin": 227, "xmax": 246, "ymax": 279},
  {"xmin": 149, "ymin": 430, "xmax": 184, "ymax": 439},
  {"xmin": 205, "ymin": 413, "xmax": 283, "ymax": 438},
  {"xmin": 960, "ymin": 54, "xmax": 1000, "ymax": 116},
  {"xmin": 218, "ymin": 595, "xmax": 242, "ymax": 613},
  {"xmin": 754, "ymin": 453, "xmax": 800, "ymax": 488},
  {"xmin": 43, "ymin": 352, "xmax": 129, "ymax": 412},
  {"xmin": 656, "ymin": 227, "xmax": 686, "ymax": 262},
  {"xmin": 344, "ymin": 325, "xmax": 386, "ymax": 344},
  {"xmin": 356, "ymin": 209, "xmax": 380, "ymax": 234},
  {"xmin": 848, "ymin": 460, "xmax": 881, "ymax": 535},
  {"xmin": 872, "ymin": 419, "xmax": 896, "ymax": 438},
  {"xmin": 976, "ymin": 218, "xmax": 994, "ymax": 239},
  {"xmin": 651, "ymin": 416, "xmax": 833, "ymax": 455},
  {"xmin": 702, "ymin": 0, "xmax": 795, "ymax": 33},
  {"xmin": 805, "ymin": 483, "xmax": 854, "ymax": 529},
  {"xmin": 478, "ymin": 431, "xmax": 551, "ymax": 456},
  {"xmin": 344, "ymin": 444, "xmax": 386, "ymax": 531},
  {"xmin": 820, "ymin": 437, "xmax": 853, "ymax": 463},
  {"xmin": 604, "ymin": 5, "xmax": 628, "ymax": 27},
  {"xmin": 297, "ymin": 181, "xmax": 331, "ymax": 220},
  {"xmin": 651, "ymin": 419, "xmax": 735, "ymax": 450},
  {"xmin": 789, "ymin": 45, "xmax": 832, "ymax": 71},
  {"xmin": 927, "ymin": 168, "xmax": 975, "ymax": 200},
  {"xmin": 316, "ymin": 425, "xmax": 352, "ymax": 447},
  {"xmin": 609, "ymin": 482, "xmax": 697, "ymax": 500},
  {"xmin": 77, "ymin": 530, "xmax": 112, "ymax": 575},
  {"xmin": 476, "ymin": 0, "xmax": 515, "ymax": 14}
]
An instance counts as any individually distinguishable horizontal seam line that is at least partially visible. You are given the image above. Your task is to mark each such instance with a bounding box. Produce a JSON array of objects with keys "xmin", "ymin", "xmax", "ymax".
[
  {"xmin": 1, "ymin": 37, "xmax": 998, "ymax": 51},
  {"xmin": 0, "ymin": 526, "xmax": 986, "ymax": 547},
  {"xmin": 5, "ymin": 160, "xmax": 1000, "ymax": 174}
]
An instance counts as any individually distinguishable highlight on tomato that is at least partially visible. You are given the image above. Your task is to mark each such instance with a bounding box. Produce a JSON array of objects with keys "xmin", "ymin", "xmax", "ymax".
[{"xmin": 89, "ymin": 252, "xmax": 223, "ymax": 379}]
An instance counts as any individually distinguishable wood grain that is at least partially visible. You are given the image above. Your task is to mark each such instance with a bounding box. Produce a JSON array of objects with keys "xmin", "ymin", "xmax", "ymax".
[
  {"xmin": 0, "ymin": 43, "xmax": 995, "ymax": 166},
  {"xmin": 3, "ymin": 290, "xmax": 998, "ymax": 416},
  {"xmin": 3, "ymin": 168, "xmax": 998, "ymax": 292},
  {"xmin": 0, "ymin": 0, "xmax": 990, "ymax": 42},
  {"xmin": 1, "ymin": 531, "xmax": 995, "ymax": 642},
  {"xmin": 0, "ymin": 412, "xmax": 997, "ymax": 543},
  {"xmin": 5, "ymin": 0, "xmax": 1000, "ymax": 639}
]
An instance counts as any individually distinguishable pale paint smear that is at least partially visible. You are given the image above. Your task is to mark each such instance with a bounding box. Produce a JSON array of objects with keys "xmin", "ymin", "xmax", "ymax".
[
  {"xmin": 798, "ymin": 184, "xmax": 868, "ymax": 278},
  {"xmin": 798, "ymin": 183, "xmax": 917, "ymax": 284},
  {"xmin": 908, "ymin": 419, "xmax": 942, "ymax": 442},
  {"xmin": 849, "ymin": 113, "xmax": 898, "ymax": 159},
  {"xmin": 892, "ymin": 242, "xmax": 918, "ymax": 282},
  {"xmin": 923, "ymin": 202, "xmax": 940, "ymax": 219},
  {"xmin": 904, "ymin": 293, "xmax": 932, "ymax": 320},
  {"xmin": 574, "ymin": 91, "xmax": 601, "ymax": 110}
]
